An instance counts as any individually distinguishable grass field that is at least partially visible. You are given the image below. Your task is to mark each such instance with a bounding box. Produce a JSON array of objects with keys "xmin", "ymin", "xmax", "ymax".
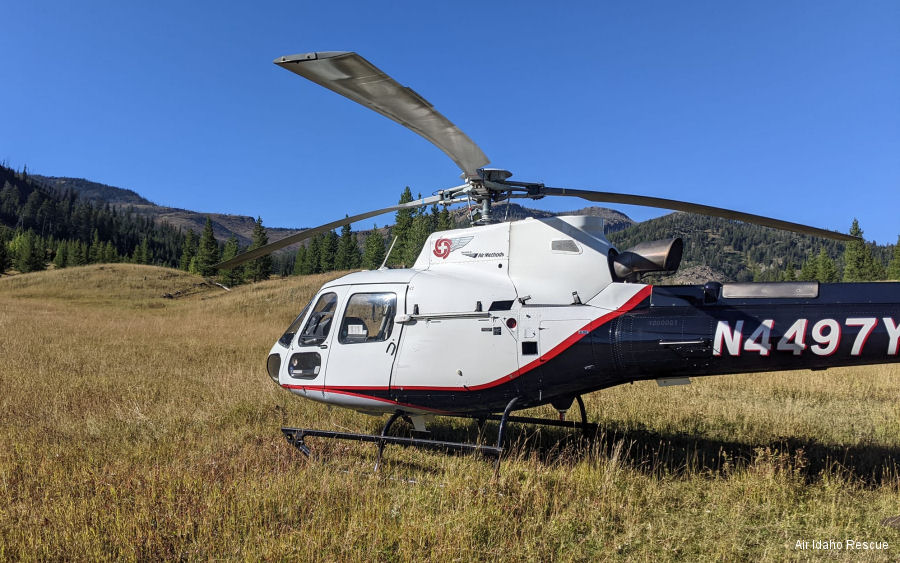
[{"xmin": 1, "ymin": 264, "xmax": 898, "ymax": 561}]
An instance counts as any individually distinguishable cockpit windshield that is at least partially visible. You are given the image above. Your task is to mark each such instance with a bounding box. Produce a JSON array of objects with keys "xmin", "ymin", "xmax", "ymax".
[
  {"xmin": 277, "ymin": 300, "xmax": 312, "ymax": 348},
  {"xmin": 298, "ymin": 292, "xmax": 338, "ymax": 345}
]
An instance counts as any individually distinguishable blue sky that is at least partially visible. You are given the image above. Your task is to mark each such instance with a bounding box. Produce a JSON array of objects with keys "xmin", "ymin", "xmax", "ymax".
[{"xmin": 2, "ymin": 1, "xmax": 898, "ymax": 243}]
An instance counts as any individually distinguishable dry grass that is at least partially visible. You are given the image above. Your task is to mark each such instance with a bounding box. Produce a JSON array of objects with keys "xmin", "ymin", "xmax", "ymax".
[{"xmin": 1, "ymin": 264, "xmax": 898, "ymax": 561}]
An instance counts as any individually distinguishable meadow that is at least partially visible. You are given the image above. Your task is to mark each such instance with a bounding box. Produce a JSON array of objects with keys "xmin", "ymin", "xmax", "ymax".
[{"xmin": 1, "ymin": 264, "xmax": 898, "ymax": 561}]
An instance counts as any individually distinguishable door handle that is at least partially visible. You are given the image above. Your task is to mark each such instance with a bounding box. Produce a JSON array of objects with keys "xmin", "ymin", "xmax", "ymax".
[
  {"xmin": 385, "ymin": 341, "xmax": 396, "ymax": 356},
  {"xmin": 319, "ymin": 344, "xmax": 328, "ymax": 349}
]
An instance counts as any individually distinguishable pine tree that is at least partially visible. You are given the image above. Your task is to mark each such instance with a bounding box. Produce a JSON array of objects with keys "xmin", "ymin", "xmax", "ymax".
[
  {"xmin": 842, "ymin": 219, "xmax": 881, "ymax": 281},
  {"xmin": 53, "ymin": 241, "xmax": 67, "ymax": 269},
  {"xmin": 195, "ymin": 217, "xmax": 220, "ymax": 276},
  {"xmin": 437, "ymin": 206, "xmax": 453, "ymax": 231},
  {"xmin": 887, "ymin": 236, "xmax": 900, "ymax": 281},
  {"xmin": 70, "ymin": 240, "xmax": 87, "ymax": 266},
  {"xmin": 781, "ymin": 260, "xmax": 796, "ymax": 281},
  {"xmin": 218, "ymin": 235, "xmax": 243, "ymax": 286},
  {"xmin": 16, "ymin": 230, "xmax": 44, "ymax": 272},
  {"xmin": 102, "ymin": 241, "xmax": 118, "ymax": 263},
  {"xmin": 390, "ymin": 187, "xmax": 414, "ymax": 266},
  {"xmin": 0, "ymin": 231, "xmax": 11, "ymax": 273},
  {"xmin": 89, "ymin": 229, "xmax": 102, "ymax": 263},
  {"xmin": 320, "ymin": 230, "xmax": 339, "ymax": 272},
  {"xmin": 362, "ymin": 225, "xmax": 386, "ymax": 270},
  {"xmin": 179, "ymin": 229, "xmax": 198, "ymax": 271},
  {"xmin": 348, "ymin": 232, "xmax": 361, "ymax": 268},
  {"xmin": 304, "ymin": 234, "xmax": 322, "ymax": 274},
  {"xmin": 133, "ymin": 237, "xmax": 150, "ymax": 265},
  {"xmin": 293, "ymin": 244, "xmax": 306, "ymax": 276},
  {"xmin": 245, "ymin": 217, "xmax": 271, "ymax": 282},
  {"xmin": 404, "ymin": 203, "xmax": 432, "ymax": 266},
  {"xmin": 817, "ymin": 248, "xmax": 839, "ymax": 282},
  {"xmin": 799, "ymin": 255, "xmax": 817, "ymax": 281},
  {"xmin": 334, "ymin": 220, "xmax": 355, "ymax": 270}
]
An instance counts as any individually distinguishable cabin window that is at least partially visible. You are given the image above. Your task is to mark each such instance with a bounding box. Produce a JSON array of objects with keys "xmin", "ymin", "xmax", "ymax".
[
  {"xmin": 278, "ymin": 300, "xmax": 312, "ymax": 347},
  {"xmin": 339, "ymin": 292, "xmax": 397, "ymax": 344},
  {"xmin": 287, "ymin": 352, "xmax": 321, "ymax": 379},
  {"xmin": 298, "ymin": 292, "xmax": 338, "ymax": 346}
]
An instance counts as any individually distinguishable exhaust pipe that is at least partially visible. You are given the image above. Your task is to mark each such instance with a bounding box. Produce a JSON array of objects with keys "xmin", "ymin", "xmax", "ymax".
[{"xmin": 611, "ymin": 238, "xmax": 683, "ymax": 282}]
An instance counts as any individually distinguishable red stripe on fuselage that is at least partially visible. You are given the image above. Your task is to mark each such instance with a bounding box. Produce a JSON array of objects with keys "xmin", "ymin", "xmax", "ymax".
[{"xmin": 283, "ymin": 285, "xmax": 652, "ymax": 396}]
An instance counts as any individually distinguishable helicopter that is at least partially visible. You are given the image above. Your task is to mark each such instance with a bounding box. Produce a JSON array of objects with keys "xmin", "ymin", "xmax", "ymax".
[{"xmin": 217, "ymin": 51, "xmax": 900, "ymax": 470}]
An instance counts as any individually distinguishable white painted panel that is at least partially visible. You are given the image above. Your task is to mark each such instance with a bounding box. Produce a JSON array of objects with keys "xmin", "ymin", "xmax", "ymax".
[{"xmin": 391, "ymin": 315, "xmax": 519, "ymax": 390}]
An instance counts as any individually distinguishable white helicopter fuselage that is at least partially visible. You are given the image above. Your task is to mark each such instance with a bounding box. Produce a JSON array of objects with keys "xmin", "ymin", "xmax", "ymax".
[{"xmin": 267, "ymin": 215, "xmax": 649, "ymax": 416}]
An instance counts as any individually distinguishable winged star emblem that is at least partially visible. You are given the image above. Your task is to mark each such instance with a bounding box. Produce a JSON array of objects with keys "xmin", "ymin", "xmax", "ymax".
[{"xmin": 432, "ymin": 236, "xmax": 474, "ymax": 259}]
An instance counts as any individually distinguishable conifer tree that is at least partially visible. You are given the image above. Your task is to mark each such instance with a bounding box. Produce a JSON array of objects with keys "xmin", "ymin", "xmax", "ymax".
[
  {"xmin": 304, "ymin": 234, "xmax": 322, "ymax": 274},
  {"xmin": 320, "ymin": 230, "xmax": 339, "ymax": 272},
  {"xmin": 71, "ymin": 240, "xmax": 86, "ymax": 266},
  {"xmin": 362, "ymin": 225, "xmax": 386, "ymax": 270},
  {"xmin": 843, "ymin": 220, "xmax": 883, "ymax": 281},
  {"xmin": 195, "ymin": 217, "xmax": 220, "ymax": 276},
  {"xmin": 781, "ymin": 260, "xmax": 796, "ymax": 281},
  {"xmin": 89, "ymin": 229, "xmax": 102, "ymax": 263},
  {"xmin": 218, "ymin": 235, "xmax": 243, "ymax": 286},
  {"xmin": 334, "ymin": 220, "xmax": 356, "ymax": 270},
  {"xmin": 390, "ymin": 187, "xmax": 414, "ymax": 266},
  {"xmin": 133, "ymin": 237, "xmax": 150, "ymax": 265},
  {"xmin": 102, "ymin": 241, "xmax": 118, "ymax": 263},
  {"xmin": 293, "ymin": 244, "xmax": 306, "ymax": 276},
  {"xmin": 179, "ymin": 229, "xmax": 198, "ymax": 271},
  {"xmin": 437, "ymin": 206, "xmax": 453, "ymax": 231},
  {"xmin": 816, "ymin": 248, "xmax": 839, "ymax": 282},
  {"xmin": 245, "ymin": 217, "xmax": 271, "ymax": 282},
  {"xmin": 53, "ymin": 241, "xmax": 66, "ymax": 269},
  {"xmin": 16, "ymin": 230, "xmax": 44, "ymax": 272},
  {"xmin": 348, "ymin": 232, "xmax": 361, "ymax": 268},
  {"xmin": 888, "ymin": 236, "xmax": 900, "ymax": 281},
  {"xmin": 404, "ymin": 203, "xmax": 432, "ymax": 266},
  {"xmin": 0, "ymin": 231, "xmax": 11, "ymax": 273},
  {"xmin": 799, "ymin": 255, "xmax": 817, "ymax": 281}
]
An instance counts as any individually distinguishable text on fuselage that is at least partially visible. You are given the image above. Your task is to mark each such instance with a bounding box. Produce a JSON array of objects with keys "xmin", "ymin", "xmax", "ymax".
[{"xmin": 713, "ymin": 317, "xmax": 900, "ymax": 357}]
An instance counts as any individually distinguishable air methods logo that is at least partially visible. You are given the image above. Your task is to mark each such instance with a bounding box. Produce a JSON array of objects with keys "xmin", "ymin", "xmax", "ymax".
[{"xmin": 433, "ymin": 236, "xmax": 474, "ymax": 259}]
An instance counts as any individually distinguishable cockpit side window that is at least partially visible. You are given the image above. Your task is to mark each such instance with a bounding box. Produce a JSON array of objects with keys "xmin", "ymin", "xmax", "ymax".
[
  {"xmin": 298, "ymin": 292, "xmax": 338, "ymax": 346},
  {"xmin": 338, "ymin": 292, "xmax": 396, "ymax": 344},
  {"xmin": 278, "ymin": 300, "xmax": 312, "ymax": 348}
]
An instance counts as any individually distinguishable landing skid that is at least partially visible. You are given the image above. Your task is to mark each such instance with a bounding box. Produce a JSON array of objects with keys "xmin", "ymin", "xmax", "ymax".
[{"xmin": 281, "ymin": 396, "xmax": 596, "ymax": 474}]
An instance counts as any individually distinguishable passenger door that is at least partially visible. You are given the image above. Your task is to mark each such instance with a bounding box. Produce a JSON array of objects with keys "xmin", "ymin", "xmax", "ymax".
[{"xmin": 324, "ymin": 284, "xmax": 406, "ymax": 389}]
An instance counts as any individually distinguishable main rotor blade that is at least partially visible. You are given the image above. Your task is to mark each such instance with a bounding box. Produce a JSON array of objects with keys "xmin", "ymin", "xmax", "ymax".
[
  {"xmin": 215, "ymin": 193, "xmax": 460, "ymax": 270},
  {"xmin": 275, "ymin": 51, "xmax": 490, "ymax": 178},
  {"xmin": 541, "ymin": 187, "xmax": 859, "ymax": 241}
]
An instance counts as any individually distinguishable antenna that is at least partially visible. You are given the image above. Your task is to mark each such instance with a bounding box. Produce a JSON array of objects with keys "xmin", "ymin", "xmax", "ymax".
[{"xmin": 379, "ymin": 236, "xmax": 399, "ymax": 270}]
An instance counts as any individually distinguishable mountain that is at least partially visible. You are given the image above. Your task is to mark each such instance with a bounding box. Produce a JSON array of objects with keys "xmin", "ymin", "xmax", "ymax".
[
  {"xmin": 32, "ymin": 176, "xmax": 153, "ymax": 206},
  {"xmin": 32, "ymin": 176, "xmax": 634, "ymax": 248},
  {"xmin": 456, "ymin": 202, "xmax": 634, "ymax": 233},
  {"xmin": 32, "ymin": 175, "xmax": 303, "ymax": 248}
]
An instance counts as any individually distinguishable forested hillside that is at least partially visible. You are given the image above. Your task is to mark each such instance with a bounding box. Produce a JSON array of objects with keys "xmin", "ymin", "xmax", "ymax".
[
  {"xmin": 0, "ymin": 165, "xmax": 186, "ymax": 272},
  {"xmin": 3, "ymin": 165, "xmax": 897, "ymax": 286},
  {"xmin": 607, "ymin": 212, "xmax": 897, "ymax": 282},
  {"xmin": 32, "ymin": 174, "xmax": 303, "ymax": 248}
]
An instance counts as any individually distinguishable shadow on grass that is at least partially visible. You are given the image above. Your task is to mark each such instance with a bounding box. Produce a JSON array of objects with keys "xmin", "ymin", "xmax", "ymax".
[{"xmin": 370, "ymin": 416, "xmax": 900, "ymax": 487}]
